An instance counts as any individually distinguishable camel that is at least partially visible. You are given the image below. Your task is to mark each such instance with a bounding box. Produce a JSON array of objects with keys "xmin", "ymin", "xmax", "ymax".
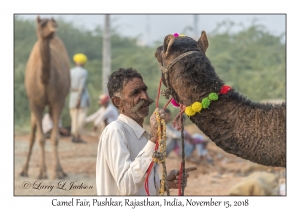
[
  {"xmin": 154, "ymin": 31, "xmax": 286, "ymax": 168},
  {"xmin": 20, "ymin": 16, "xmax": 71, "ymax": 179}
]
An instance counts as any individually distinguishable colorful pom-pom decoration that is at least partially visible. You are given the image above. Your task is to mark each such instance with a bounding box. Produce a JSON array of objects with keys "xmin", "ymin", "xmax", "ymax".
[
  {"xmin": 192, "ymin": 102, "xmax": 202, "ymax": 112},
  {"xmin": 179, "ymin": 34, "xmax": 185, "ymax": 37},
  {"xmin": 185, "ymin": 106, "xmax": 196, "ymax": 117},
  {"xmin": 202, "ymin": 97, "xmax": 211, "ymax": 109},
  {"xmin": 185, "ymin": 86, "xmax": 231, "ymax": 116},
  {"xmin": 208, "ymin": 92, "xmax": 218, "ymax": 101},
  {"xmin": 171, "ymin": 98, "xmax": 180, "ymax": 107},
  {"xmin": 173, "ymin": 33, "xmax": 179, "ymax": 37},
  {"xmin": 219, "ymin": 85, "xmax": 231, "ymax": 94}
]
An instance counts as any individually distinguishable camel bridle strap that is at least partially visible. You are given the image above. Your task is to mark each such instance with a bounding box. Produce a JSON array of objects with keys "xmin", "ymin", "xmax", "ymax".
[
  {"xmin": 158, "ymin": 51, "xmax": 199, "ymax": 99},
  {"xmin": 147, "ymin": 50, "xmax": 199, "ymax": 196}
]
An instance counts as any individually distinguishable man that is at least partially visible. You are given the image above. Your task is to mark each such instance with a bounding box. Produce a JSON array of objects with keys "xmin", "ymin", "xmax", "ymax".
[
  {"xmin": 85, "ymin": 93, "xmax": 119, "ymax": 136},
  {"xmin": 69, "ymin": 53, "xmax": 90, "ymax": 143},
  {"xmin": 96, "ymin": 67, "xmax": 196, "ymax": 195}
]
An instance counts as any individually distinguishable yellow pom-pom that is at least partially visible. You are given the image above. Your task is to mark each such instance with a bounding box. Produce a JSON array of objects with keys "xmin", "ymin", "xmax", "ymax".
[
  {"xmin": 192, "ymin": 102, "xmax": 202, "ymax": 112},
  {"xmin": 185, "ymin": 106, "xmax": 196, "ymax": 116},
  {"xmin": 179, "ymin": 34, "xmax": 185, "ymax": 36}
]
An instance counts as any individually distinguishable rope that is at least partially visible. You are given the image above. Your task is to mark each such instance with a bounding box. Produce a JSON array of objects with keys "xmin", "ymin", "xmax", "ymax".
[
  {"xmin": 156, "ymin": 78, "xmax": 162, "ymax": 108},
  {"xmin": 159, "ymin": 51, "xmax": 199, "ymax": 99},
  {"xmin": 153, "ymin": 111, "xmax": 169, "ymax": 195},
  {"xmin": 180, "ymin": 113, "xmax": 185, "ymax": 195},
  {"xmin": 144, "ymin": 141, "xmax": 159, "ymax": 195},
  {"xmin": 178, "ymin": 162, "xmax": 183, "ymax": 195},
  {"xmin": 144, "ymin": 77, "xmax": 170, "ymax": 196}
]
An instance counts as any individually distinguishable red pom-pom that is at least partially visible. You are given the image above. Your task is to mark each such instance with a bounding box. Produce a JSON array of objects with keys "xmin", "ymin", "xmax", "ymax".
[
  {"xmin": 173, "ymin": 33, "xmax": 179, "ymax": 37},
  {"xmin": 219, "ymin": 85, "xmax": 231, "ymax": 94}
]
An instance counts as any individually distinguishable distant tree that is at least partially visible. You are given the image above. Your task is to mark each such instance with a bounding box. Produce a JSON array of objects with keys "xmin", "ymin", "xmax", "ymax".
[{"xmin": 14, "ymin": 18, "xmax": 285, "ymax": 132}]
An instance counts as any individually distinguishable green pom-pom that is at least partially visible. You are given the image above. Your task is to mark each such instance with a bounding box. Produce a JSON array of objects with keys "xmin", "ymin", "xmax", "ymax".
[
  {"xmin": 208, "ymin": 92, "xmax": 218, "ymax": 101},
  {"xmin": 202, "ymin": 97, "xmax": 211, "ymax": 108}
]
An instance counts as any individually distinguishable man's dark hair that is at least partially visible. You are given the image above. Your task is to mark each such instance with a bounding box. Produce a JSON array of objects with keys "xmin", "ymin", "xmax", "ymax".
[{"xmin": 107, "ymin": 67, "xmax": 143, "ymax": 98}]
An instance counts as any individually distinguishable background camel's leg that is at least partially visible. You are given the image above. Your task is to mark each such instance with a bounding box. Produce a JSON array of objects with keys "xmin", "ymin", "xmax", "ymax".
[
  {"xmin": 30, "ymin": 103, "xmax": 47, "ymax": 179},
  {"xmin": 50, "ymin": 104, "xmax": 67, "ymax": 179},
  {"xmin": 20, "ymin": 112, "xmax": 36, "ymax": 177}
]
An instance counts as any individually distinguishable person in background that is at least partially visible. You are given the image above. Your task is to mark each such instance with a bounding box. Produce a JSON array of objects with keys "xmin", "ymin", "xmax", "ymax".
[
  {"xmin": 69, "ymin": 53, "xmax": 90, "ymax": 144},
  {"xmin": 42, "ymin": 113, "xmax": 71, "ymax": 138},
  {"xmin": 165, "ymin": 110, "xmax": 212, "ymax": 164},
  {"xmin": 185, "ymin": 132, "xmax": 213, "ymax": 164},
  {"xmin": 164, "ymin": 109, "xmax": 196, "ymax": 162},
  {"xmin": 85, "ymin": 93, "xmax": 119, "ymax": 136}
]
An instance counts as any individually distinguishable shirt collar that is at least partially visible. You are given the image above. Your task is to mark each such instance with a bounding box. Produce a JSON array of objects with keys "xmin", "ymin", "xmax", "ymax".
[
  {"xmin": 118, "ymin": 114, "xmax": 150, "ymax": 140},
  {"xmin": 74, "ymin": 66, "xmax": 85, "ymax": 71}
]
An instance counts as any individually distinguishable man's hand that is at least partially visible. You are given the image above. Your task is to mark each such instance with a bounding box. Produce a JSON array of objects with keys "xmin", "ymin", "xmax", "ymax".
[
  {"xmin": 149, "ymin": 108, "xmax": 166, "ymax": 143},
  {"xmin": 167, "ymin": 167, "xmax": 197, "ymax": 189}
]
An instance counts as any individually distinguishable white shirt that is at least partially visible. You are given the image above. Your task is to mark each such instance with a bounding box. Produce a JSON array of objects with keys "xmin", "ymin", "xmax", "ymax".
[
  {"xmin": 85, "ymin": 103, "xmax": 119, "ymax": 126},
  {"xmin": 69, "ymin": 66, "xmax": 90, "ymax": 108},
  {"xmin": 96, "ymin": 114, "xmax": 160, "ymax": 195},
  {"xmin": 42, "ymin": 113, "xmax": 62, "ymax": 133}
]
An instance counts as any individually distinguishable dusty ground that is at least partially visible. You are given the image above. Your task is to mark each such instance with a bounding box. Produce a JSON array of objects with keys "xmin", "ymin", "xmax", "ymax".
[{"xmin": 14, "ymin": 124, "xmax": 285, "ymax": 196}]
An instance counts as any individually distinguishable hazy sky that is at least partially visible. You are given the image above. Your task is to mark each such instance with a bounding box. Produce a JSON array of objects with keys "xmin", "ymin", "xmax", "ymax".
[{"xmin": 19, "ymin": 14, "xmax": 285, "ymax": 46}]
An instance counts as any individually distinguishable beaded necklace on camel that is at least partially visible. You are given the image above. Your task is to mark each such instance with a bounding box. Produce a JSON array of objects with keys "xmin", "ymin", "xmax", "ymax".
[{"xmin": 144, "ymin": 33, "xmax": 231, "ymax": 196}]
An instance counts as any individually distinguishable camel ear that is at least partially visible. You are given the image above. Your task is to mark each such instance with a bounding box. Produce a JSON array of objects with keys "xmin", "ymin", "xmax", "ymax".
[
  {"xmin": 198, "ymin": 31, "xmax": 209, "ymax": 53},
  {"xmin": 36, "ymin": 16, "xmax": 41, "ymax": 23},
  {"xmin": 51, "ymin": 17, "xmax": 56, "ymax": 22},
  {"xmin": 163, "ymin": 34, "xmax": 175, "ymax": 57},
  {"xmin": 155, "ymin": 46, "xmax": 163, "ymax": 63}
]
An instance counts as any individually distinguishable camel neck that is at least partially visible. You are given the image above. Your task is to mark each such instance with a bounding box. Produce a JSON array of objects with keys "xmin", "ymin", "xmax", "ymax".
[
  {"xmin": 39, "ymin": 38, "xmax": 51, "ymax": 85},
  {"xmin": 189, "ymin": 90, "xmax": 286, "ymax": 166},
  {"xmin": 194, "ymin": 91, "xmax": 284, "ymax": 136}
]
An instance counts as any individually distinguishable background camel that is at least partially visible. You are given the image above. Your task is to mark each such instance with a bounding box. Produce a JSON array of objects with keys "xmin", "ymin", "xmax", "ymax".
[
  {"xmin": 20, "ymin": 16, "xmax": 71, "ymax": 179},
  {"xmin": 155, "ymin": 31, "xmax": 286, "ymax": 167}
]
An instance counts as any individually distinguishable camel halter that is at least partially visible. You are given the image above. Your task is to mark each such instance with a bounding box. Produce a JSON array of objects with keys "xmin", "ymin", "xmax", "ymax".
[
  {"xmin": 158, "ymin": 51, "xmax": 199, "ymax": 99},
  {"xmin": 144, "ymin": 50, "xmax": 199, "ymax": 196},
  {"xmin": 159, "ymin": 50, "xmax": 199, "ymax": 196}
]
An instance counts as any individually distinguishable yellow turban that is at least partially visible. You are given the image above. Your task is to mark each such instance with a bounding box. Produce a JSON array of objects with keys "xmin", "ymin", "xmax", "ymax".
[{"xmin": 73, "ymin": 53, "xmax": 88, "ymax": 64}]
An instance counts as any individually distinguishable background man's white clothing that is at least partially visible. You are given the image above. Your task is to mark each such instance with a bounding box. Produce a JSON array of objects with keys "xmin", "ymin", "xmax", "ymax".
[
  {"xmin": 70, "ymin": 108, "xmax": 88, "ymax": 137},
  {"xmin": 42, "ymin": 113, "xmax": 62, "ymax": 133},
  {"xmin": 69, "ymin": 66, "xmax": 90, "ymax": 138},
  {"xmin": 85, "ymin": 103, "xmax": 118, "ymax": 127}
]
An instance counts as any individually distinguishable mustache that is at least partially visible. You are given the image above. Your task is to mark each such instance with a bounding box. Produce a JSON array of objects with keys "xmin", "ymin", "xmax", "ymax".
[{"xmin": 130, "ymin": 98, "xmax": 154, "ymax": 112}]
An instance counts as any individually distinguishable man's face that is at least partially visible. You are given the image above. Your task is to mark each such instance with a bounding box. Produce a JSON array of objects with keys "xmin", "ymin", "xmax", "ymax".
[{"xmin": 119, "ymin": 77, "xmax": 154, "ymax": 121}]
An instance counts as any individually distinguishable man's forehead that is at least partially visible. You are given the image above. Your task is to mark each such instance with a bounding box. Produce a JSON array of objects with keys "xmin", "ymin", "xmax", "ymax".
[{"xmin": 123, "ymin": 77, "xmax": 145, "ymax": 89}]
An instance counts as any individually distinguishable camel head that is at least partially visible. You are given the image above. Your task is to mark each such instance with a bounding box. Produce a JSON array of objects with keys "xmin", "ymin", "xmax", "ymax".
[
  {"xmin": 154, "ymin": 31, "xmax": 224, "ymax": 105},
  {"xmin": 36, "ymin": 16, "xmax": 58, "ymax": 39}
]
